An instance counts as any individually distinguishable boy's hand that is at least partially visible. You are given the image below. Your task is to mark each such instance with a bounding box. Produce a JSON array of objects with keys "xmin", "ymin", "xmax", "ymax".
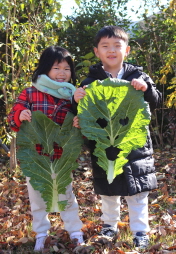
[
  {"xmin": 73, "ymin": 116, "xmax": 80, "ymax": 128},
  {"xmin": 19, "ymin": 109, "xmax": 31, "ymax": 122},
  {"xmin": 74, "ymin": 87, "xmax": 86, "ymax": 103},
  {"xmin": 131, "ymin": 79, "xmax": 148, "ymax": 92}
]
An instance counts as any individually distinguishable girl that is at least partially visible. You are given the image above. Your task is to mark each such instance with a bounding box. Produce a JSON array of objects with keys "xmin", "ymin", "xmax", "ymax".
[{"xmin": 7, "ymin": 46, "xmax": 84, "ymax": 251}]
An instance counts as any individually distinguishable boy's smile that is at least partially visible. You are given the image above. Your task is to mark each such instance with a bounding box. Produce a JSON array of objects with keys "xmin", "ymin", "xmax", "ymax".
[{"xmin": 94, "ymin": 37, "xmax": 130, "ymax": 77}]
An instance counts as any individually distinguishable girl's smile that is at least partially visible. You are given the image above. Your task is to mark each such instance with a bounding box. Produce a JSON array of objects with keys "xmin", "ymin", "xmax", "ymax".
[{"xmin": 48, "ymin": 60, "xmax": 71, "ymax": 83}]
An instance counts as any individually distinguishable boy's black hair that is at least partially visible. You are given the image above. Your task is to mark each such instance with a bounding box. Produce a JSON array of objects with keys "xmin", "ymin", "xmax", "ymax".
[
  {"xmin": 94, "ymin": 25, "xmax": 129, "ymax": 47},
  {"xmin": 32, "ymin": 46, "xmax": 76, "ymax": 85}
]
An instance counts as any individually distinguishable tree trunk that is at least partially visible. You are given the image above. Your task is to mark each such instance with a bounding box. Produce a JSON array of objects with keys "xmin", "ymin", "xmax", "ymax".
[{"xmin": 10, "ymin": 136, "xmax": 17, "ymax": 172}]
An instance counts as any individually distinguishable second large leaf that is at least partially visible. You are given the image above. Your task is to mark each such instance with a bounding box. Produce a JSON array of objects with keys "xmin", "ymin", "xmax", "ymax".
[
  {"xmin": 17, "ymin": 111, "xmax": 83, "ymax": 212},
  {"xmin": 77, "ymin": 78, "xmax": 151, "ymax": 184}
]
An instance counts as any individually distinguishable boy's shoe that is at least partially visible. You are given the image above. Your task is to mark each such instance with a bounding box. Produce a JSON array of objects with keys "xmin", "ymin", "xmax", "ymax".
[
  {"xmin": 133, "ymin": 232, "xmax": 149, "ymax": 249},
  {"xmin": 98, "ymin": 224, "xmax": 118, "ymax": 239},
  {"xmin": 34, "ymin": 235, "xmax": 48, "ymax": 251},
  {"xmin": 70, "ymin": 231, "xmax": 84, "ymax": 245}
]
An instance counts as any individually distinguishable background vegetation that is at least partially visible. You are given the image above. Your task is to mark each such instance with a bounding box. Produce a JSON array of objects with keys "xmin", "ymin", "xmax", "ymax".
[{"xmin": 0, "ymin": 1, "xmax": 175, "ymax": 253}]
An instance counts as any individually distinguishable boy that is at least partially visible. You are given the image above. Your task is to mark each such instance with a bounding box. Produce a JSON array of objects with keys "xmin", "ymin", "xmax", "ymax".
[{"xmin": 73, "ymin": 26, "xmax": 162, "ymax": 249}]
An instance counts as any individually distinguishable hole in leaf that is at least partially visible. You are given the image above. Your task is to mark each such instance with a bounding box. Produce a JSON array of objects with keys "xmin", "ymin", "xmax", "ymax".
[
  {"xmin": 96, "ymin": 118, "xmax": 108, "ymax": 128},
  {"xmin": 119, "ymin": 117, "xmax": 129, "ymax": 126},
  {"xmin": 115, "ymin": 135, "xmax": 119, "ymax": 140},
  {"xmin": 105, "ymin": 146, "xmax": 122, "ymax": 161},
  {"xmin": 107, "ymin": 135, "xmax": 119, "ymax": 140}
]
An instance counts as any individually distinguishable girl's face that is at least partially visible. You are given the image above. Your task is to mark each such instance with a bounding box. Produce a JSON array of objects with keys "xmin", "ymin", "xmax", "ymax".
[{"xmin": 48, "ymin": 60, "xmax": 71, "ymax": 82}]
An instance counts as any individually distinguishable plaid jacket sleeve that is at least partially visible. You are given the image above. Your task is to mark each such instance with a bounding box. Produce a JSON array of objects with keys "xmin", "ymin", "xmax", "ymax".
[{"xmin": 7, "ymin": 89, "xmax": 31, "ymax": 132}]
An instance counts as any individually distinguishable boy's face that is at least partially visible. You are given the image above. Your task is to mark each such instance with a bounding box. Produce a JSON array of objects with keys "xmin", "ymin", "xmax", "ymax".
[{"xmin": 94, "ymin": 37, "xmax": 130, "ymax": 73}]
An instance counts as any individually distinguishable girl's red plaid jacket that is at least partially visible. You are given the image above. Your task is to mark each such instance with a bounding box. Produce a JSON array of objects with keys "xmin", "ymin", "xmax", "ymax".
[{"xmin": 7, "ymin": 86, "xmax": 72, "ymax": 159}]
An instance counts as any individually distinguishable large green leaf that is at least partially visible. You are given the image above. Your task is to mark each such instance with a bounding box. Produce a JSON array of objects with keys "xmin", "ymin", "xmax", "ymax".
[
  {"xmin": 17, "ymin": 111, "xmax": 83, "ymax": 212},
  {"xmin": 77, "ymin": 78, "xmax": 151, "ymax": 184}
]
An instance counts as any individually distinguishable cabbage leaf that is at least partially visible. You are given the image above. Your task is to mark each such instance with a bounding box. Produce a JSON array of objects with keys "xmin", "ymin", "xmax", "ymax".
[
  {"xmin": 17, "ymin": 111, "xmax": 83, "ymax": 212},
  {"xmin": 77, "ymin": 78, "xmax": 151, "ymax": 184}
]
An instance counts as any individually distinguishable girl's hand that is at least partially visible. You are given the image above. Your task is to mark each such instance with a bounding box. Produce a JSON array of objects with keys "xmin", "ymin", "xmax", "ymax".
[
  {"xmin": 74, "ymin": 87, "xmax": 86, "ymax": 103},
  {"xmin": 19, "ymin": 109, "xmax": 32, "ymax": 122},
  {"xmin": 131, "ymin": 79, "xmax": 148, "ymax": 92},
  {"xmin": 73, "ymin": 116, "xmax": 80, "ymax": 128}
]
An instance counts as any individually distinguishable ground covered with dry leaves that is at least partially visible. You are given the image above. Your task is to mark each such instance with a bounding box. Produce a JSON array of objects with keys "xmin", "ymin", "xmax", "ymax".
[{"xmin": 0, "ymin": 146, "xmax": 176, "ymax": 254}]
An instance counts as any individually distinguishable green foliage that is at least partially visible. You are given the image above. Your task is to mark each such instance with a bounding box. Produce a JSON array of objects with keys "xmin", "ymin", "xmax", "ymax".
[
  {"xmin": 127, "ymin": 0, "xmax": 175, "ymax": 148},
  {"xmin": 77, "ymin": 78, "xmax": 151, "ymax": 183},
  {"xmin": 58, "ymin": 0, "xmax": 131, "ymax": 69},
  {"xmin": 0, "ymin": 0, "xmax": 62, "ymax": 89},
  {"xmin": 129, "ymin": 0, "xmax": 175, "ymax": 94},
  {"xmin": 17, "ymin": 111, "xmax": 83, "ymax": 212},
  {"xmin": 76, "ymin": 52, "xmax": 98, "ymax": 84},
  {"xmin": 160, "ymin": 0, "xmax": 176, "ymax": 108}
]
